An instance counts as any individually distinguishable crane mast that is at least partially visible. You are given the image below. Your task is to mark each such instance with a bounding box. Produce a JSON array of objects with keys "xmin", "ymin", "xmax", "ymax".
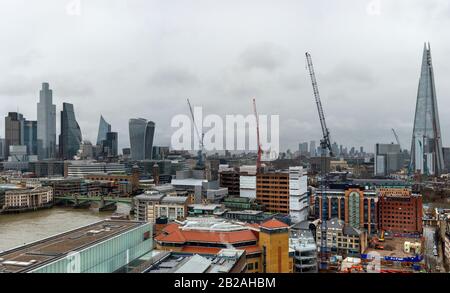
[
  {"xmin": 306, "ymin": 52, "xmax": 332, "ymax": 270},
  {"xmin": 253, "ymin": 98, "xmax": 263, "ymax": 171},
  {"xmin": 187, "ymin": 98, "xmax": 205, "ymax": 168}
]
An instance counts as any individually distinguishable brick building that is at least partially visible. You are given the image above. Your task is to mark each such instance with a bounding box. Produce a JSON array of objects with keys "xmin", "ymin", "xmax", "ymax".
[{"xmin": 377, "ymin": 188, "xmax": 423, "ymax": 234}]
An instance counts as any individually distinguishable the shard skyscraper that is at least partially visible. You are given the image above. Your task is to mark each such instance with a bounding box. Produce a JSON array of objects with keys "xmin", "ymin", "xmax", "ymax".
[{"xmin": 411, "ymin": 43, "xmax": 444, "ymax": 176}]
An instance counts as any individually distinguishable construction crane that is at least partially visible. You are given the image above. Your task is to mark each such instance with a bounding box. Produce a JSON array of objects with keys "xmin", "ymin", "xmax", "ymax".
[
  {"xmin": 392, "ymin": 128, "xmax": 402, "ymax": 150},
  {"xmin": 187, "ymin": 98, "xmax": 205, "ymax": 169},
  {"xmin": 253, "ymin": 98, "xmax": 263, "ymax": 172},
  {"xmin": 306, "ymin": 52, "xmax": 333, "ymax": 271}
]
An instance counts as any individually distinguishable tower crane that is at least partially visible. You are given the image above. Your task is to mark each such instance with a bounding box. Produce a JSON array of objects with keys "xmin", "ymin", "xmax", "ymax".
[
  {"xmin": 187, "ymin": 98, "xmax": 205, "ymax": 168},
  {"xmin": 253, "ymin": 98, "xmax": 263, "ymax": 172},
  {"xmin": 306, "ymin": 52, "xmax": 333, "ymax": 270},
  {"xmin": 392, "ymin": 128, "xmax": 402, "ymax": 150}
]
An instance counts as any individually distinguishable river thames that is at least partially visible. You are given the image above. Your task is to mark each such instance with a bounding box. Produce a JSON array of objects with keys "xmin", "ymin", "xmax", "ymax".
[{"xmin": 0, "ymin": 204, "xmax": 131, "ymax": 252}]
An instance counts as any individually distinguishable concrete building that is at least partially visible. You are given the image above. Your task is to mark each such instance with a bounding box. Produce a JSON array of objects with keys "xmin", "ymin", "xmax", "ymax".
[
  {"xmin": 1, "ymin": 186, "xmax": 53, "ymax": 212},
  {"xmin": 41, "ymin": 177, "xmax": 101, "ymax": 197},
  {"xmin": 240, "ymin": 165, "xmax": 257, "ymax": 199},
  {"xmin": 37, "ymin": 83, "xmax": 57, "ymax": 160},
  {"xmin": 377, "ymin": 188, "xmax": 423, "ymax": 234},
  {"xmin": 289, "ymin": 167, "xmax": 309, "ymax": 223},
  {"xmin": 299, "ymin": 142, "xmax": 309, "ymax": 156},
  {"xmin": 66, "ymin": 161, "xmax": 126, "ymax": 177},
  {"xmin": 290, "ymin": 229, "xmax": 318, "ymax": 273},
  {"xmin": 135, "ymin": 192, "xmax": 189, "ymax": 223},
  {"xmin": 0, "ymin": 220, "xmax": 152, "ymax": 273},
  {"xmin": 28, "ymin": 160, "xmax": 66, "ymax": 177},
  {"xmin": 374, "ymin": 143, "xmax": 403, "ymax": 176},
  {"xmin": 219, "ymin": 167, "xmax": 240, "ymax": 196},
  {"xmin": 4, "ymin": 112, "xmax": 24, "ymax": 158}
]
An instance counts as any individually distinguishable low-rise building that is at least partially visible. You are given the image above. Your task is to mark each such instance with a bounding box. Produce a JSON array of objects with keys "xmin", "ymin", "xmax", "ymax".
[
  {"xmin": 133, "ymin": 249, "xmax": 247, "ymax": 273},
  {"xmin": 316, "ymin": 218, "xmax": 368, "ymax": 257},
  {"xmin": 135, "ymin": 192, "xmax": 189, "ymax": 223},
  {"xmin": 290, "ymin": 229, "xmax": 318, "ymax": 273},
  {"xmin": 1, "ymin": 186, "xmax": 53, "ymax": 212},
  {"xmin": 154, "ymin": 217, "xmax": 293, "ymax": 273},
  {"xmin": 0, "ymin": 220, "xmax": 152, "ymax": 273}
]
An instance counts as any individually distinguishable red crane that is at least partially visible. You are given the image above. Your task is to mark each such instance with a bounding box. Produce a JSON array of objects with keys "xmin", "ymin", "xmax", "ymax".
[{"xmin": 253, "ymin": 98, "xmax": 263, "ymax": 171}]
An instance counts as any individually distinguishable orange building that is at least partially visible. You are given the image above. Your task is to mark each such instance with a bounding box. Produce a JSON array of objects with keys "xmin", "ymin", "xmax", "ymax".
[
  {"xmin": 256, "ymin": 172, "xmax": 290, "ymax": 214},
  {"xmin": 155, "ymin": 218, "xmax": 293, "ymax": 273}
]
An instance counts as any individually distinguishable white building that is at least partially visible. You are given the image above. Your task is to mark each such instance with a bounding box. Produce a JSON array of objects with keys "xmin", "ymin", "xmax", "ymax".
[
  {"xmin": 240, "ymin": 165, "xmax": 257, "ymax": 199},
  {"xmin": 289, "ymin": 167, "xmax": 309, "ymax": 223}
]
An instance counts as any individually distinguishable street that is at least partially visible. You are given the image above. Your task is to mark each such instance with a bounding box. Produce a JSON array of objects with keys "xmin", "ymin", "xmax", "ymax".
[{"xmin": 423, "ymin": 226, "xmax": 445, "ymax": 273}]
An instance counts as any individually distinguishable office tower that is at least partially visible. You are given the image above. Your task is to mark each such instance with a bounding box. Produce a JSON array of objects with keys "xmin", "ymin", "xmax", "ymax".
[
  {"xmin": 129, "ymin": 118, "xmax": 155, "ymax": 160},
  {"xmin": 374, "ymin": 143, "xmax": 402, "ymax": 176},
  {"xmin": 298, "ymin": 142, "xmax": 308, "ymax": 156},
  {"xmin": 0, "ymin": 138, "xmax": 5, "ymax": 160},
  {"xmin": 4, "ymin": 112, "xmax": 24, "ymax": 158},
  {"xmin": 332, "ymin": 142, "xmax": 339, "ymax": 157},
  {"xmin": 24, "ymin": 120, "xmax": 38, "ymax": 156},
  {"xmin": 96, "ymin": 115, "xmax": 111, "ymax": 145},
  {"xmin": 37, "ymin": 83, "xmax": 57, "ymax": 159},
  {"xmin": 443, "ymin": 147, "xmax": 450, "ymax": 173},
  {"xmin": 310, "ymin": 140, "xmax": 316, "ymax": 157},
  {"xmin": 411, "ymin": 43, "xmax": 444, "ymax": 176},
  {"xmin": 59, "ymin": 103, "xmax": 82, "ymax": 160},
  {"xmin": 104, "ymin": 132, "xmax": 118, "ymax": 157}
]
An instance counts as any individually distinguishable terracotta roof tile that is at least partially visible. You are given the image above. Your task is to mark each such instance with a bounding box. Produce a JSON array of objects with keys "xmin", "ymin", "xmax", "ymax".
[{"xmin": 260, "ymin": 219, "xmax": 289, "ymax": 229}]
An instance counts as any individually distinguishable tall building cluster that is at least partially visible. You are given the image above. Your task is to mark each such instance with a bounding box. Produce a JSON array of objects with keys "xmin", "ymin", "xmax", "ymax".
[{"xmin": 0, "ymin": 82, "xmax": 159, "ymax": 167}]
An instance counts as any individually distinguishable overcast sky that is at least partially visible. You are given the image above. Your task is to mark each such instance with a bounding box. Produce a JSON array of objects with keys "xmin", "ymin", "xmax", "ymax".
[{"xmin": 1, "ymin": 0, "xmax": 450, "ymax": 153}]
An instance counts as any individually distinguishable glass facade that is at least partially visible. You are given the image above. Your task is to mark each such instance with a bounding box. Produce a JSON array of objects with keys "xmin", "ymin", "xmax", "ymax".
[
  {"xmin": 129, "ymin": 118, "xmax": 155, "ymax": 160},
  {"xmin": 59, "ymin": 103, "xmax": 82, "ymax": 160},
  {"xmin": 37, "ymin": 82, "xmax": 57, "ymax": 159},
  {"xmin": 31, "ymin": 224, "xmax": 152, "ymax": 273},
  {"xmin": 24, "ymin": 120, "xmax": 38, "ymax": 156},
  {"xmin": 411, "ymin": 43, "xmax": 444, "ymax": 175},
  {"xmin": 97, "ymin": 115, "xmax": 111, "ymax": 145}
]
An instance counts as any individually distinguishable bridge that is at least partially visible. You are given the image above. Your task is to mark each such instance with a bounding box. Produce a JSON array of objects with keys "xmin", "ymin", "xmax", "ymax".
[{"xmin": 54, "ymin": 195, "xmax": 134, "ymax": 211}]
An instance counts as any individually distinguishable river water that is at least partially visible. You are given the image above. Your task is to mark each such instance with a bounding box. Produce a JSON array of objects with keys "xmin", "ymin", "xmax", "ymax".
[{"xmin": 0, "ymin": 204, "xmax": 131, "ymax": 252}]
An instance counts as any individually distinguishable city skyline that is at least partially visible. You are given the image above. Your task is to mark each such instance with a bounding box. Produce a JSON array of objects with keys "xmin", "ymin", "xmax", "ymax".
[{"xmin": 1, "ymin": 1, "xmax": 450, "ymax": 153}]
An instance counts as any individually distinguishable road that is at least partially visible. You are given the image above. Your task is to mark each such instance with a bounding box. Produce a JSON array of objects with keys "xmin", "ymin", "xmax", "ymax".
[{"xmin": 423, "ymin": 226, "xmax": 445, "ymax": 273}]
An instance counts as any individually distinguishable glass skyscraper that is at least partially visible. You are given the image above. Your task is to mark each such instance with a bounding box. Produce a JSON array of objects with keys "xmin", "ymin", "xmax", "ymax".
[
  {"xmin": 59, "ymin": 103, "xmax": 82, "ymax": 160},
  {"xmin": 24, "ymin": 120, "xmax": 38, "ymax": 156},
  {"xmin": 129, "ymin": 118, "xmax": 155, "ymax": 160},
  {"xmin": 97, "ymin": 115, "xmax": 111, "ymax": 146},
  {"xmin": 411, "ymin": 43, "xmax": 444, "ymax": 176},
  {"xmin": 37, "ymin": 83, "xmax": 56, "ymax": 159}
]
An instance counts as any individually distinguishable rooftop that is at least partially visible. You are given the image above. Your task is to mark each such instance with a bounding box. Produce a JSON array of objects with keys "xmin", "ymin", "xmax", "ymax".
[
  {"xmin": 0, "ymin": 220, "xmax": 146, "ymax": 273},
  {"xmin": 140, "ymin": 249, "xmax": 245, "ymax": 273},
  {"xmin": 260, "ymin": 218, "xmax": 289, "ymax": 230}
]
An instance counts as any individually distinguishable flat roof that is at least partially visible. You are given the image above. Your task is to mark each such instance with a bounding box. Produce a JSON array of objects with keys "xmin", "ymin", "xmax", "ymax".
[{"xmin": 0, "ymin": 220, "xmax": 146, "ymax": 273}]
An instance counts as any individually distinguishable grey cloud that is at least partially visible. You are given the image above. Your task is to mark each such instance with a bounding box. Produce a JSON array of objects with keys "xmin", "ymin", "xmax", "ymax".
[
  {"xmin": 238, "ymin": 43, "xmax": 288, "ymax": 72},
  {"xmin": 149, "ymin": 67, "xmax": 199, "ymax": 87}
]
